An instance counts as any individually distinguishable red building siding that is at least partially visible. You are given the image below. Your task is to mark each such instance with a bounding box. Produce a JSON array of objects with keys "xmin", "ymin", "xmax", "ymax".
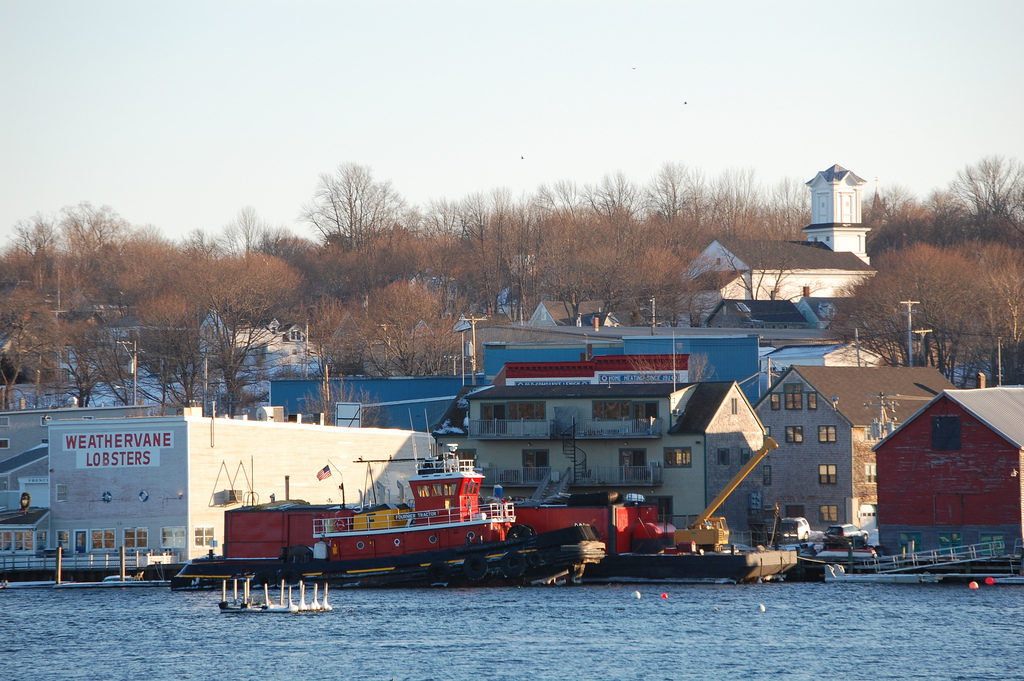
[{"xmin": 876, "ymin": 396, "xmax": 1023, "ymax": 550}]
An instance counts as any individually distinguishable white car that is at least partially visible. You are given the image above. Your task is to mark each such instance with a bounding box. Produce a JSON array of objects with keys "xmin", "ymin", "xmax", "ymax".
[{"xmin": 781, "ymin": 517, "xmax": 811, "ymax": 542}]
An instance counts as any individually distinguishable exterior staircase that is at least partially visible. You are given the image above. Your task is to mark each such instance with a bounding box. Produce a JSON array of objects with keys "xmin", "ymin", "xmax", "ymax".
[
  {"xmin": 530, "ymin": 467, "xmax": 572, "ymax": 502},
  {"xmin": 560, "ymin": 421, "xmax": 587, "ymax": 484}
]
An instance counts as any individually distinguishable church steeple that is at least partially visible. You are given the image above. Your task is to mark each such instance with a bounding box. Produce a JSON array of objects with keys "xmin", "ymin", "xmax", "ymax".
[{"xmin": 804, "ymin": 163, "xmax": 871, "ymax": 265}]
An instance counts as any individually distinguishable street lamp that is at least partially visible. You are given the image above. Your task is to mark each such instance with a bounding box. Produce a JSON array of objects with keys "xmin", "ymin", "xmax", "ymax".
[{"xmin": 118, "ymin": 339, "xmax": 138, "ymax": 406}]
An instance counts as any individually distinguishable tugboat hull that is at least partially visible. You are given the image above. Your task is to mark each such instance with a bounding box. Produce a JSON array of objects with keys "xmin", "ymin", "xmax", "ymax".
[{"xmin": 173, "ymin": 524, "xmax": 605, "ymax": 589}]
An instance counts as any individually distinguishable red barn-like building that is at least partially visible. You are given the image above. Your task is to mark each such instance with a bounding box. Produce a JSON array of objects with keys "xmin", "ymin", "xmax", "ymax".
[{"xmin": 874, "ymin": 387, "xmax": 1024, "ymax": 554}]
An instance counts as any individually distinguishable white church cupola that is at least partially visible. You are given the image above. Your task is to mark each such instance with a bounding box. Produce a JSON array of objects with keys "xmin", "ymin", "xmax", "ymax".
[{"xmin": 804, "ymin": 164, "xmax": 871, "ymax": 265}]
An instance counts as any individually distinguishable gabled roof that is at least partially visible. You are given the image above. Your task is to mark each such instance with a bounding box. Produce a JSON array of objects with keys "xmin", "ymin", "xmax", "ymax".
[
  {"xmin": 669, "ymin": 382, "xmax": 737, "ymax": 434},
  {"xmin": 0, "ymin": 443, "xmax": 48, "ymax": 474},
  {"xmin": 531, "ymin": 301, "xmax": 618, "ymax": 327},
  {"xmin": 939, "ymin": 387, "xmax": 1024, "ymax": 449},
  {"xmin": 707, "ymin": 299, "xmax": 808, "ymax": 327},
  {"xmin": 709, "ymin": 239, "xmax": 874, "ymax": 272},
  {"xmin": 765, "ymin": 366, "xmax": 955, "ymax": 426}
]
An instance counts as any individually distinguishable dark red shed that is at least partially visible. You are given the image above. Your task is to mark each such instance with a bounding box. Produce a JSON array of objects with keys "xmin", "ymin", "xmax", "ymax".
[{"xmin": 874, "ymin": 387, "xmax": 1024, "ymax": 554}]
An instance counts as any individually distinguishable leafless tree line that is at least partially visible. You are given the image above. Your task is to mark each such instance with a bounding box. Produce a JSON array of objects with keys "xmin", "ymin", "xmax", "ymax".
[{"xmin": 1, "ymin": 156, "xmax": 1022, "ymax": 412}]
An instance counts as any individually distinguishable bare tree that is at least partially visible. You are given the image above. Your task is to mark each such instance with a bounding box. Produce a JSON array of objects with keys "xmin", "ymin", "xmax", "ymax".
[
  {"xmin": 302, "ymin": 163, "xmax": 406, "ymax": 251},
  {"xmin": 951, "ymin": 156, "xmax": 1024, "ymax": 244},
  {"xmin": 136, "ymin": 293, "xmax": 205, "ymax": 411},
  {"xmin": 195, "ymin": 255, "xmax": 302, "ymax": 415},
  {"xmin": 0, "ymin": 286, "xmax": 56, "ymax": 409},
  {"xmin": 222, "ymin": 206, "xmax": 268, "ymax": 255},
  {"xmin": 363, "ymin": 281, "xmax": 459, "ymax": 376}
]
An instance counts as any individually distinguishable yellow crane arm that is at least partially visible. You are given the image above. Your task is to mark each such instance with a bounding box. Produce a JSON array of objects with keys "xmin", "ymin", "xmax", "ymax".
[{"xmin": 690, "ymin": 436, "xmax": 778, "ymax": 528}]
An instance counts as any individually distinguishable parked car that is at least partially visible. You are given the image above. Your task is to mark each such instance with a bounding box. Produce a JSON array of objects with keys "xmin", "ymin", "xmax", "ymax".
[
  {"xmin": 780, "ymin": 517, "xmax": 810, "ymax": 542},
  {"xmin": 824, "ymin": 523, "xmax": 869, "ymax": 546}
]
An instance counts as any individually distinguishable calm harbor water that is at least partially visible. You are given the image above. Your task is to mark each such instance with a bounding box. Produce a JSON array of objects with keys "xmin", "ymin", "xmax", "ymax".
[{"xmin": 3, "ymin": 582, "xmax": 1021, "ymax": 681}]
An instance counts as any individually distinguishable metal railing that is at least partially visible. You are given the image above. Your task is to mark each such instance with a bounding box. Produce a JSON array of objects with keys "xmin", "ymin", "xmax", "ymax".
[
  {"xmin": 468, "ymin": 417, "xmax": 665, "ymax": 439},
  {"xmin": 313, "ymin": 502, "xmax": 516, "ymax": 536},
  {"xmin": 485, "ymin": 464, "xmax": 663, "ymax": 487},
  {"xmin": 493, "ymin": 466, "xmax": 551, "ymax": 485},
  {"xmin": 0, "ymin": 550, "xmax": 180, "ymax": 573},
  {"xmin": 468, "ymin": 419, "xmax": 550, "ymax": 439},
  {"xmin": 571, "ymin": 417, "xmax": 664, "ymax": 439},
  {"xmin": 860, "ymin": 541, "xmax": 1010, "ymax": 573}
]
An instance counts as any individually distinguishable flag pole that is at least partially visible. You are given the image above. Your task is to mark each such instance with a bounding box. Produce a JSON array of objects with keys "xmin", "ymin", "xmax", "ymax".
[{"xmin": 327, "ymin": 458, "xmax": 345, "ymax": 506}]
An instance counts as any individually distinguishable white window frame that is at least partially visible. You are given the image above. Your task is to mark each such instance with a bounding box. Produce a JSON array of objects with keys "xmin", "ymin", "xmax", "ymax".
[
  {"xmin": 124, "ymin": 527, "xmax": 148, "ymax": 550},
  {"xmin": 90, "ymin": 528, "xmax": 116, "ymax": 551},
  {"xmin": 193, "ymin": 526, "xmax": 215, "ymax": 547},
  {"xmin": 161, "ymin": 526, "xmax": 186, "ymax": 550}
]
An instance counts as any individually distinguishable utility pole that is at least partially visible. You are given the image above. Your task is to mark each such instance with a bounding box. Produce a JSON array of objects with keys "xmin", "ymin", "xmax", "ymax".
[
  {"xmin": 118, "ymin": 339, "xmax": 138, "ymax": 406},
  {"xmin": 913, "ymin": 329, "xmax": 932, "ymax": 368},
  {"xmin": 899, "ymin": 301, "xmax": 919, "ymax": 367},
  {"xmin": 454, "ymin": 314, "xmax": 487, "ymax": 385}
]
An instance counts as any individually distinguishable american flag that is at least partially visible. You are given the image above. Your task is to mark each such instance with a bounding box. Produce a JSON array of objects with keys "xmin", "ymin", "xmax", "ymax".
[{"xmin": 316, "ymin": 465, "xmax": 331, "ymax": 481}]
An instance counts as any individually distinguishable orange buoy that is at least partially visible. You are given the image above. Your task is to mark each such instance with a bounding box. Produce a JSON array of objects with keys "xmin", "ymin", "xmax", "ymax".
[{"xmin": 968, "ymin": 581, "xmax": 979, "ymax": 590}]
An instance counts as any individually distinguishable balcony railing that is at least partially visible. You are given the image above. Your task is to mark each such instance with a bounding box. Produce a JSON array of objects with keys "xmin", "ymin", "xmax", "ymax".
[
  {"xmin": 468, "ymin": 417, "xmax": 664, "ymax": 440},
  {"xmin": 468, "ymin": 419, "xmax": 551, "ymax": 439},
  {"xmin": 484, "ymin": 464, "xmax": 662, "ymax": 487},
  {"xmin": 571, "ymin": 417, "xmax": 664, "ymax": 439},
  {"xmin": 490, "ymin": 466, "xmax": 552, "ymax": 486}
]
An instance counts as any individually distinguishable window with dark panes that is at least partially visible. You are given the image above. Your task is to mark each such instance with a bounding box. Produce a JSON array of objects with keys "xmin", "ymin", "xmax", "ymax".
[
  {"xmin": 818, "ymin": 425, "xmax": 837, "ymax": 443},
  {"xmin": 785, "ymin": 425, "xmax": 803, "ymax": 443},
  {"xmin": 664, "ymin": 447, "xmax": 692, "ymax": 467},
  {"xmin": 784, "ymin": 384, "xmax": 803, "ymax": 409},
  {"xmin": 818, "ymin": 464, "xmax": 837, "ymax": 484},
  {"xmin": 620, "ymin": 449, "xmax": 646, "ymax": 467},
  {"xmin": 522, "ymin": 449, "xmax": 549, "ymax": 468},
  {"xmin": 931, "ymin": 416, "xmax": 961, "ymax": 450},
  {"xmin": 480, "ymin": 403, "xmax": 506, "ymax": 420},
  {"xmin": 806, "ymin": 392, "xmax": 817, "ymax": 410},
  {"xmin": 593, "ymin": 400, "xmax": 631, "ymax": 419},
  {"xmin": 509, "ymin": 401, "xmax": 545, "ymax": 419},
  {"xmin": 632, "ymin": 402, "xmax": 659, "ymax": 419},
  {"xmin": 770, "ymin": 393, "xmax": 780, "ymax": 410}
]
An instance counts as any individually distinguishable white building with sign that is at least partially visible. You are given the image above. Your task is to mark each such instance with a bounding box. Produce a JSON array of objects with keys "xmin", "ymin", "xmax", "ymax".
[{"xmin": 47, "ymin": 409, "xmax": 427, "ymax": 561}]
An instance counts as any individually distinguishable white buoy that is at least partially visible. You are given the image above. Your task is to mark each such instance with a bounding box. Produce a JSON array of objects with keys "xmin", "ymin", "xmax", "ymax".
[
  {"xmin": 758, "ymin": 603, "xmax": 766, "ymax": 612},
  {"xmin": 634, "ymin": 590, "xmax": 642, "ymax": 599}
]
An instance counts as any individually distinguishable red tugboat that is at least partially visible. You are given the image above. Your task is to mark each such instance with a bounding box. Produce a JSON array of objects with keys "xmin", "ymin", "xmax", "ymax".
[{"xmin": 173, "ymin": 445, "xmax": 605, "ymax": 589}]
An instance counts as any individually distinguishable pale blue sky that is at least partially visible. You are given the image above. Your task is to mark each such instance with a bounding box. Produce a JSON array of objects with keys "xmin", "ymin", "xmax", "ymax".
[{"xmin": 2, "ymin": 1, "xmax": 1022, "ymax": 242}]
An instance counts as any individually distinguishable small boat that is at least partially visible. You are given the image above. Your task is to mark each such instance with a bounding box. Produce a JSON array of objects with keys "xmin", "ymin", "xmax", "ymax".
[{"xmin": 174, "ymin": 445, "xmax": 605, "ymax": 589}]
